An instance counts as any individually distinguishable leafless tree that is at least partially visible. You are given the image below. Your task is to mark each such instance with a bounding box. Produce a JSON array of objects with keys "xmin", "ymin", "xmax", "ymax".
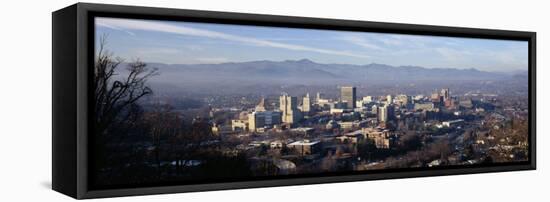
[{"xmin": 94, "ymin": 35, "xmax": 158, "ymax": 138}]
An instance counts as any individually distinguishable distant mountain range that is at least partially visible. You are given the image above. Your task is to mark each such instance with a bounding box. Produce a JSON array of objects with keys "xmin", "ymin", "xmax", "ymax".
[{"xmin": 136, "ymin": 59, "xmax": 523, "ymax": 85}]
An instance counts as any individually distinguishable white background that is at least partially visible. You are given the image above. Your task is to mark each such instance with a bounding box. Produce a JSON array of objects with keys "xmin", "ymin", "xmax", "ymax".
[{"xmin": 0, "ymin": 0, "xmax": 547, "ymax": 201}]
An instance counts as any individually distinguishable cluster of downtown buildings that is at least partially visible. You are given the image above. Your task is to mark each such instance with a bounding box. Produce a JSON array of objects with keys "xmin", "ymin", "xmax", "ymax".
[
  {"xmin": 218, "ymin": 86, "xmax": 467, "ymax": 156},
  {"xmin": 194, "ymin": 80, "xmax": 527, "ymax": 174},
  {"xmin": 233, "ymin": 87, "xmax": 457, "ymax": 129}
]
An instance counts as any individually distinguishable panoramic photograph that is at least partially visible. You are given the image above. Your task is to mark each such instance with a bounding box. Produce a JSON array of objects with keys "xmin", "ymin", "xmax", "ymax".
[{"xmin": 92, "ymin": 17, "xmax": 529, "ymax": 188}]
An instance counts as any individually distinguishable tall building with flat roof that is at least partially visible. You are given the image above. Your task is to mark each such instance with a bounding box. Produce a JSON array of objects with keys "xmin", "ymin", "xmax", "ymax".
[
  {"xmin": 371, "ymin": 105, "xmax": 378, "ymax": 115},
  {"xmin": 441, "ymin": 88, "xmax": 450, "ymax": 101},
  {"xmin": 378, "ymin": 105, "xmax": 388, "ymax": 123},
  {"xmin": 280, "ymin": 94, "xmax": 302, "ymax": 124},
  {"xmin": 248, "ymin": 111, "xmax": 282, "ymax": 132},
  {"xmin": 386, "ymin": 95, "xmax": 393, "ymax": 105},
  {"xmin": 302, "ymin": 93, "xmax": 311, "ymax": 113},
  {"xmin": 341, "ymin": 86, "xmax": 356, "ymax": 109}
]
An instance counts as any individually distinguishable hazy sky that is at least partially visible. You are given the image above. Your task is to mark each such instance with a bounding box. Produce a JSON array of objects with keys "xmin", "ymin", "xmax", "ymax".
[{"xmin": 95, "ymin": 17, "xmax": 528, "ymax": 72}]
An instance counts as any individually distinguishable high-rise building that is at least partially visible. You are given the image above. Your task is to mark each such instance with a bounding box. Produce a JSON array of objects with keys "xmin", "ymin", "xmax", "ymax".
[
  {"xmin": 387, "ymin": 105, "xmax": 395, "ymax": 120},
  {"xmin": 386, "ymin": 95, "xmax": 393, "ymax": 105},
  {"xmin": 341, "ymin": 86, "xmax": 357, "ymax": 109},
  {"xmin": 302, "ymin": 93, "xmax": 311, "ymax": 113},
  {"xmin": 441, "ymin": 88, "xmax": 450, "ymax": 101},
  {"xmin": 378, "ymin": 105, "xmax": 388, "ymax": 123},
  {"xmin": 280, "ymin": 94, "xmax": 302, "ymax": 124},
  {"xmin": 371, "ymin": 105, "xmax": 378, "ymax": 115},
  {"xmin": 248, "ymin": 111, "xmax": 282, "ymax": 132}
]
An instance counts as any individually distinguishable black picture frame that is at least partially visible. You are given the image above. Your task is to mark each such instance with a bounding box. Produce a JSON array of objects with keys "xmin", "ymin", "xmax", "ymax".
[{"xmin": 52, "ymin": 3, "xmax": 536, "ymax": 199}]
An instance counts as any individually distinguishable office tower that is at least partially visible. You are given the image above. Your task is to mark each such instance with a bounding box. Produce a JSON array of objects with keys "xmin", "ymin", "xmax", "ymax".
[
  {"xmin": 386, "ymin": 105, "xmax": 395, "ymax": 120},
  {"xmin": 441, "ymin": 88, "xmax": 450, "ymax": 101},
  {"xmin": 280, "ymin": 94, "xmax": 302, "ymax": 124},
  {"xmin": 386, "ymin": 95, "xmax": 393, "ymax": 105},
  {"xmin": 248, "ymin": 111, "xmax": 282, "ymax": 132},
  {"xmin": 302, "ymin": 93, "xmax": 311, "ymax": 113},
  {"xmin": 378, "ymin": 105, "xmax": 388, "ymax": 123},
  {"xmin": 248, "ymin": 112, "xmax": 264, "ymax": 132},
  {"xmin": 371, "ymin": 105, "xmax": 378, "ymax": 115},
  {"xmin": 341, "ymin": 86, "xmax": 357, "ymax": 109}
]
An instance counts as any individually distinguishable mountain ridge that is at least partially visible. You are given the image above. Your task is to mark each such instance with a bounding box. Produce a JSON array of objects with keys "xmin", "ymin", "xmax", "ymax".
[{"xmin": 122, "ymin": 59, "xmax": 518, "ymax": 85}]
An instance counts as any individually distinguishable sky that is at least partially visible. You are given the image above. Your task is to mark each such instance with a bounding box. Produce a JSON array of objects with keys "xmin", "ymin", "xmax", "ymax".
[{"xmin": 95, "ymin": 17, "xmax": 528, "ymax": 72}]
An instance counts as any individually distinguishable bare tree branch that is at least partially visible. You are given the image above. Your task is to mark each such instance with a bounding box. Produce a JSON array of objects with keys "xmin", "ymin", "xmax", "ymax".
[{"xmin": 94, "ymin": 35, "xmax": 158, "ymax": 139}]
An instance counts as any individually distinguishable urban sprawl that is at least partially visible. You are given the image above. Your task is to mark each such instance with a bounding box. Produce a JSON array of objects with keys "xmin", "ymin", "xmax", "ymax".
[{"xmin": 188, "ymin": 86, "xmax": 530, "ymax": 175}]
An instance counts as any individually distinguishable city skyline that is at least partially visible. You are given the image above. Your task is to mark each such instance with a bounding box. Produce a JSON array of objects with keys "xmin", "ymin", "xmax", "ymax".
[
  {"xmin": 95, "ymin": 17, "xmax": 528, "ymax": 73},
  {"xmin": 90, "ymin": 16, "xmax": 530, "ymax": 188}
]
